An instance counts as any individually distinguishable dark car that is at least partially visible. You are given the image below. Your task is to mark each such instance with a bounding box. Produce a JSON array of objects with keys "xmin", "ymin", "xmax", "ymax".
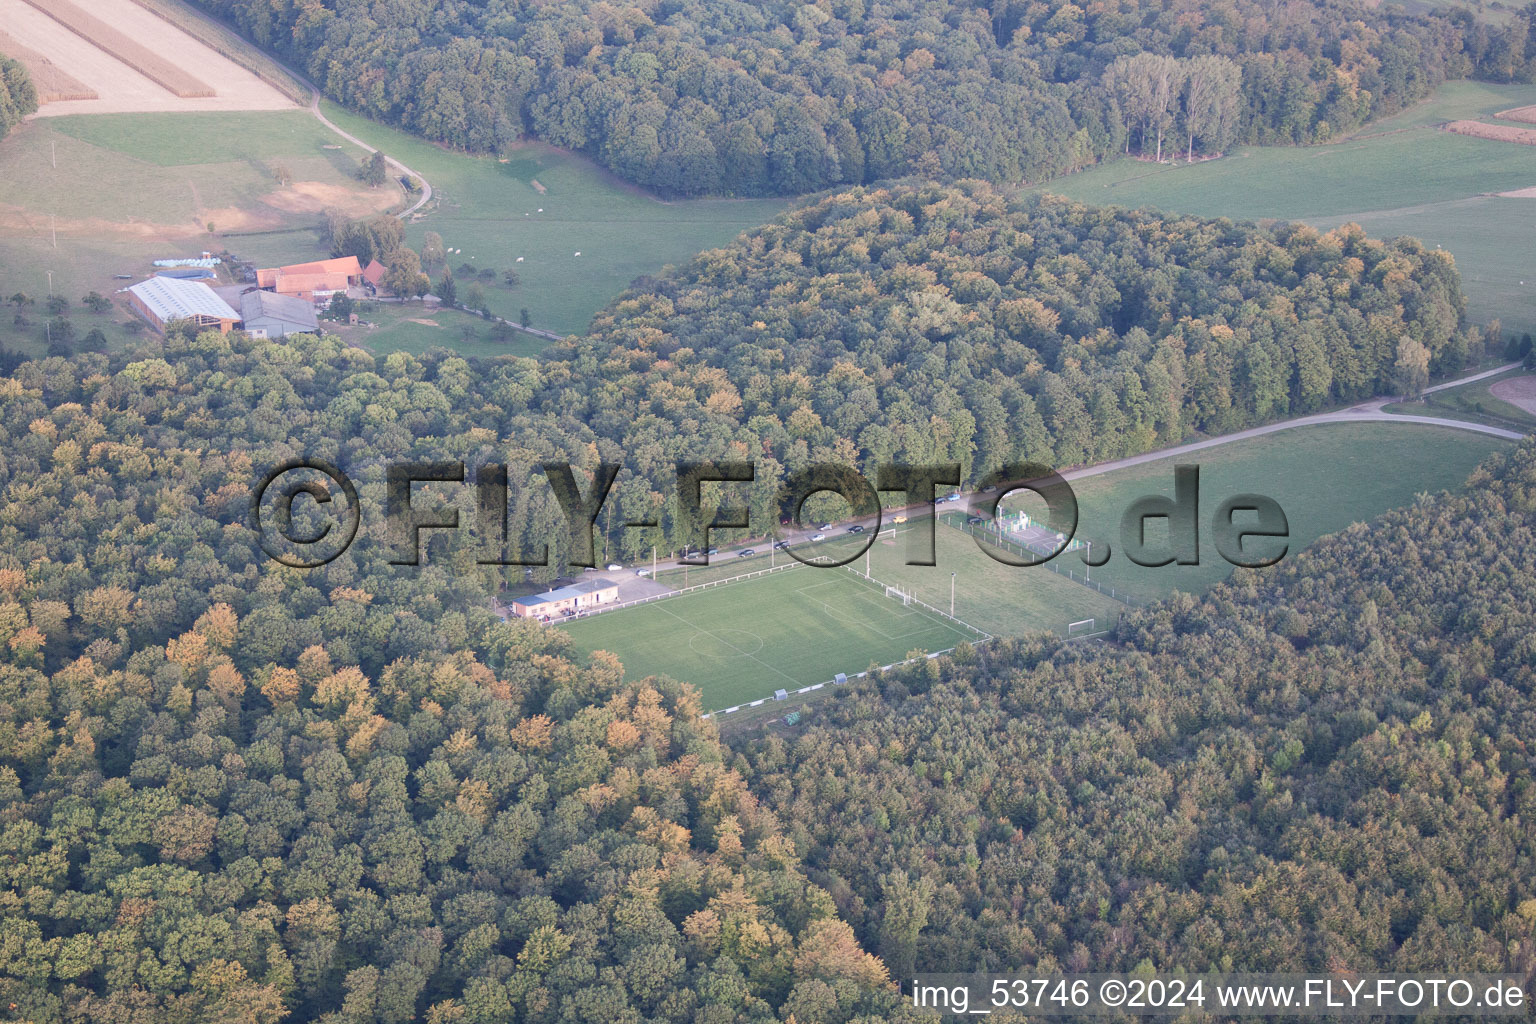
[
  {"xmin": 847, "ymin": 525, "xmax": 865, "ymax": 534},
  {"xmin": 967, "ymin": 515, "xmax": 985, "ymax": 525},
  {"xmin": 773, "ymin": 540, "xmax": 790, "ymax": 550},
  {"xmin": 738, "ymin": 548, "xmax": 756, "ymax": 557}
]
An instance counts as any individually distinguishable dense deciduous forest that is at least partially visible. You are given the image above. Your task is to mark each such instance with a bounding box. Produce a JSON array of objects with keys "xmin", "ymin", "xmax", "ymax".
[
  {"xmin": 184, "ymin": 0, "xmax": 1533, "ymax": 196},
  {"xmin": 734, "ymin": 440, "xmax": 1536, "ymax": 981},
  {"xmin": 0, "ymin": 56, "xmax": 37, "ymax": 142},
  {"xmin": 0, "ymin": 340, "xmax": 922, "ymax": 1023},
  {"xmin": 1, "ymin": 323, "xmax": 1532, "ymax": 1021}
]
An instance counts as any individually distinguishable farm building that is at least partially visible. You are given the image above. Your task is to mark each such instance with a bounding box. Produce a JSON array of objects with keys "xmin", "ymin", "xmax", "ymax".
[
  {"xmin": 256, "ymin": 256, "xmax": 363, "ymax": 304},
  {"xmin": 362, "ymin": 259, "xmax": 387, "ymax": 294},
  {"xmin": 240, "ymin": 290, "xmax": 319, "ymax": 338},
  {"xmin": 509, "ymin": 579, "xmax": 620, "ymax": 620},
  {"xmin": 127, "ymin": 276, "xmax": 241, "ymax": 334}
]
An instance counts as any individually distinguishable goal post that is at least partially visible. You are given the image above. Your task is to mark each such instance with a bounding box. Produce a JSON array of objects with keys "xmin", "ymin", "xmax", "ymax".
[
  {"xmin": 1067, "ymin": 618, "xmax": 1095, "ymax": 637},
  {"xmin": 884, "ymin": 585, "xmax": 912, "ymax": 606}
]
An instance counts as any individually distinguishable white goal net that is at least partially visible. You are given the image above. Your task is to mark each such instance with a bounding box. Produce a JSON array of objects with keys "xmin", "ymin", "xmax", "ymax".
[
  {"xmin": 1067, "ymin": 618, "xmax": 1096, "ymax": 637},
  {"xmin": 885, "ymin": 585, "xmax": 912, "ymax": 606}
]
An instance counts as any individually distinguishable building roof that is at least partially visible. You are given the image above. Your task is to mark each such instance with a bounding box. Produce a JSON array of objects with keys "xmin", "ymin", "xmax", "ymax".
[
  {"xmin": 241, "ymin": 290, "xmax": 319, "ymax": 330},
  {"xmin": 258, "ymin": 257, "xmax": 363, "ymax": 289},
  {"xmin": 129, "ymin": 276, "xmax": 240, "ymax": 324},
  {"xmin": 362, "ymin": 260, "xmax": 387, "ymax": 287},
  {"xmin": 271, "ymin": 272, "xmax": 349, "ymax": 295},
  {"xmin": 516, "ymin": 579, "xmax": 617, "ymax": 606}
]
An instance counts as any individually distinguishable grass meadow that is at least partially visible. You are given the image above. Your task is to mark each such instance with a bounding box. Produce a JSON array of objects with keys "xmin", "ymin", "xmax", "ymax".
[
  {"xmin": 558, "ymin": 567, "xmax": 983, "ymax": 709},
  {"xmin": 1037, "ymin": 81, "xmax": 1536, "ymax": 335},
  {"xmin": 316, "ymin": 102, "xmax": 790, "ymax": 338}
]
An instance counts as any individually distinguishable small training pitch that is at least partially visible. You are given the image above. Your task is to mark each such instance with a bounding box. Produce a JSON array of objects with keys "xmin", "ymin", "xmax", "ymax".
[{"xmin": 557, "ymin": 566, "xmax": 984, "ymax": 710}]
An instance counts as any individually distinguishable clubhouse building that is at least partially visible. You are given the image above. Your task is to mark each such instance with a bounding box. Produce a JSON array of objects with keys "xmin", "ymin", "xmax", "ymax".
[{"xmin": 509, "ymin": 579, "xmax": 620, "ymax": 620}]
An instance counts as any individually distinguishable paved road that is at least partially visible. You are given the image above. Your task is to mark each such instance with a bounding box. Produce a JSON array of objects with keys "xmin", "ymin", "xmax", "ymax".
[
  {"xmin": 1062, "ymin": 362, "xmax": 1524, "ymax": 483},
  {"xmin": 303, "ymin": 84, "xmax": 434, "ymax": 219}
]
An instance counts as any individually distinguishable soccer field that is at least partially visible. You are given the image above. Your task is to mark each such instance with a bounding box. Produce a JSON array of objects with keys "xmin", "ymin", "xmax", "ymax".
[{"xmin": 557, "ymin": 567, "xmax": 984, "ymax": 709}]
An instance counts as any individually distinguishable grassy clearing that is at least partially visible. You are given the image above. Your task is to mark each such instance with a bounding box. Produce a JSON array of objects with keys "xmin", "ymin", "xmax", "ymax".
[
  {"xmin": 994, "ymin": 421, "xmax": 1512, "ymax": 604},
  {"xmin": 1036, "ymin": 80, "xmax": 1536, "ymax": 333},
  {"xmin": 328, "ymin": 302, "xmax": 548, "ymax": 360},
  {"xmin": 317, "ymin": 102, "xmax": 789, "ymax": 337},
  {"xmin": 558, "ymin": 567, "xmax": 982, "ymax": 709},
  {"xmin": 45, "ymin": 110, "xmax": 355, "ymax": 167}
]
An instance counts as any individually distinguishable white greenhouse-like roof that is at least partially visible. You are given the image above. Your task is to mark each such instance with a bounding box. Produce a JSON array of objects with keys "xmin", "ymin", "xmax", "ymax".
[{"xmin": 129, "ymin": 276, "xmax": 240, "ymax": 323}]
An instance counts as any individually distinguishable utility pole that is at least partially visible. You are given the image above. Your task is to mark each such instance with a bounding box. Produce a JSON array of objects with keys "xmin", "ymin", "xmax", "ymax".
[
  {"xmin": 1084, "ymin": 541, "xmax": 1091, "ymax": 583},
  {"xmin": 51, "ymin": 140, "xmax": 56, "ymax": 169},
  {"xmin": 51, "ymin": 215, "xmax": 57, "ymax": 249},
  {"xmin": 651, "ymin": 546, "xmax": 656, "ymax": 577},
  {"xmin": 950, "ymin": 572, "xmax": 956, "ymax": 617},
  {"xmin": 46, "ymin": 270, "xmax": 52, "ymax": 297}
]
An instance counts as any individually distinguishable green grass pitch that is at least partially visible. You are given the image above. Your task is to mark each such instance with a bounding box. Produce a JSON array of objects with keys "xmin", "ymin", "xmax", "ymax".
[{"xmin": 557, "ymin": 567, "xmax": 984, "ymax": 710}]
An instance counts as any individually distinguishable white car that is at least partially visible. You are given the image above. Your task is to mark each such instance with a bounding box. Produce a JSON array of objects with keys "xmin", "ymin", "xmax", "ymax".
[
  {"xmin": 810, "ymin": 533, "xmax": 826, "ymax": 542},
  {"xmin": 606, "ymin": 563, "xmax": 623, "ymax": 571},
  {"xmin": 635, "ymin": 568, "xmax": 651, "ymax": 577}
]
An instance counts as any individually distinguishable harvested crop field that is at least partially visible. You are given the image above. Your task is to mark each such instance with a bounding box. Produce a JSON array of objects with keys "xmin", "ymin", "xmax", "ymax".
[
  {"xmin": 19, "ymin": 0, "xmax": 212, "ymax": 97},
  {"xmin": 1489, "ymin": 375, "xmax": 1536, "ymax": 417},
  {"xmin": 0, "ymin": 0, "xmax": 294, "ymax": 115},
  {"xmin": 1495, "ymin": 105, "xmax": 1536, "ymax": 124},
  {"xmin": 1443, "ymin": 119, "xmax": 1536, "ymax": 145},
  {"xmin": 0, "ymin": 29, "xmax": 96, "ymax": 101}
]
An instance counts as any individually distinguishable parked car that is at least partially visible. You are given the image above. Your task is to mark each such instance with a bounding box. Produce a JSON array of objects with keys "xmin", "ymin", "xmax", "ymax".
[
  {"xmin": 773, "ymin": 540, "xmax": 790, "ymax": 550},
  {"xmin": 583, "ymin": 566, "xmax": 599, "ymax": 573},
  {"xmin": 981, "ymin": 485, "xmax": 997, "ymax": 493},
  {"xmin": 707, "ymin": 547, "xmax": 719, "ymax": 555},
  {"xmin": 738, "ymin": 548, "xmax": 756, "ymax": 558},
  {"xmin": 635, "ymin": 568, "xmax": 651, "ymax": 577},
  {"xmin": 606, "ymin": 563, "xmax": 623, "ymax": 571},
  {"xmin": 810, "ymin": 533, "xmax": 826, "ymax": 542},
  {"xmin": 892, "ymin": 515, "xmax": 908, "ymax": 524},
  {"xmin": 818, "ymin": 523, "xmax": 833, "ymax": 530},
  {"xmin": 967, "ymin": 515, "xmax": 985, "ymax": 525},
  {"xmin": 847, "ymin": 525, "xmax": 864, "ymax": 534}
]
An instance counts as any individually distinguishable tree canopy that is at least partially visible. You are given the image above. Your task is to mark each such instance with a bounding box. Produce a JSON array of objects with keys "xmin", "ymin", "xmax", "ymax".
[
  {"xmin": 184, "ymin": 0, "xmax": 1532, "ymax": 196},
  {"xmin": 0, "ymin": 56, "xmax": 37, "ymax": 142}
]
